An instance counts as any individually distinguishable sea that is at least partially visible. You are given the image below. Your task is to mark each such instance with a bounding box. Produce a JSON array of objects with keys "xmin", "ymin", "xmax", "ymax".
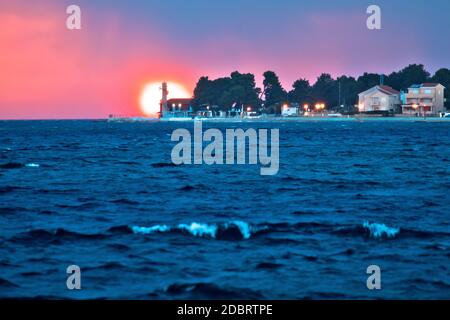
[{"xmin": 0, "ymin": 119, "xmax": 449, "ymax": 299}]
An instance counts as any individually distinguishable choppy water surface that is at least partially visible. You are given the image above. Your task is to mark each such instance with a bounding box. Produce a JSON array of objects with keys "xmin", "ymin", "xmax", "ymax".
[{"xmin": 0, "ymin": 120, "xmax": 449, "ymax": 299}]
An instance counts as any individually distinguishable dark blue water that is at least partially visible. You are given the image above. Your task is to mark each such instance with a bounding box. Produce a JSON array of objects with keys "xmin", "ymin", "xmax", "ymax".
[{"xmin": 0, "ymin": 120, "xmax": 449, "ymax": 299}]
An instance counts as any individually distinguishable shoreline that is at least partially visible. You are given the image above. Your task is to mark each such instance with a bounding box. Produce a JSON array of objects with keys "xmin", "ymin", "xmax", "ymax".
[
  {"xmin": 108, "ymin": 116, "xmax": 450, "ymax": 123},
  {"xmin": 1, "ymin": 116, "xmax": 449, "ymax": 122}
]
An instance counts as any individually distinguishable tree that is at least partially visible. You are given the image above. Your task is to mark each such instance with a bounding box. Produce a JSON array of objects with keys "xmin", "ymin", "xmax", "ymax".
[
  {"xmin": 312, "ymin": 73, "xmax": 338, "ymax": 109},
  {"xmin": 356, "ymin": 73, "xmax": 382, "ymax": 94},
  {"xmin": 336, "ymin": 75, "xmax": 358, "ymax": 107},
  {"xmin": 192, "ymin": 63, "xmax": 448, "ymax": 113},
  {"xmin": 192, "ymin": 76, "xmax": 213, "ymax": 108},
  {"xmin": 263, "ymin": 71, "xmax": 287, "ymax": 113},
  {"xmin": 386, "ymin": 64, "xmax": 430, "ymax": 90},
  {"xmin": 228, "ymin": 71, "xmax": 261, "ymax": 109},
  {"xmin": 192, "ymin": 72, "xmax": 261, "ymax": 111},
  {"xmin": 289, "ymin": 78, "xmax": 313, "ymax": 105},
  {"xmin": 432, "ymin": 68, "xmax": 450, "ymax": 109}
]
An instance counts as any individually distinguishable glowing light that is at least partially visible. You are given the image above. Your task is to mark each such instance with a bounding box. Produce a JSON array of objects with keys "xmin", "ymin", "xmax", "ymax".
[
  {"xmin": 283, "ymin": 104, "xmax": 289, "ymax": 110},
  {"xmin": 140, "ymin": 82, "xmax": 191, "ymax": 116},
  {"xmin": 315, "ymin": 103, "xmax": 325, "ymax": 110},
  {"xmin": 247, "ymin": 107, "xmax": 252, "ymax": 112},
  {"xmin": 303, "ymin": 104, "xmax": 309, "ymax": 110},
  {"xmin": 412, "ymin": 103, "xmax": 419, "ymax": 109}
]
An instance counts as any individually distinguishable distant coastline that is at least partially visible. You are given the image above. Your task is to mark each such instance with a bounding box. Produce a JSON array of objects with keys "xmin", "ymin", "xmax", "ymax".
[
  {"xmin": 107, "ymin": 115, "xmax": 450, "ymax": 123},
  {"xmin": 2, "ymin": 114, "xmax": 449, "ymax": 122}
]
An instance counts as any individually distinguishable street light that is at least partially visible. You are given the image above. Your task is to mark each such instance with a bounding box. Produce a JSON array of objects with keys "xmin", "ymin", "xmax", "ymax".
[
  {"xmin": 412, "ymin": 103, "xmax": 420, "ymax": 117},
  {"xmin": 315, "ymin": 103, "xmax": 325, "ymax": 111},
  {"xmin": 412, "ymin": 103, "xmax": 426, "ymax": 118}
]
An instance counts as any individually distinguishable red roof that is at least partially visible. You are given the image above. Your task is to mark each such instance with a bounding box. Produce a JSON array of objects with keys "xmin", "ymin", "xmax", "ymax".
[
  {"xmin": 167, "ymin": 98, "xmax": 192, "ymax": 104},
  {"xmin": 421, "ymin": 83, "xmax": 440, "ymax": 88},
  {"xmin": 378, "ymin": 85, "xmax": 400, "ymax": 95}
]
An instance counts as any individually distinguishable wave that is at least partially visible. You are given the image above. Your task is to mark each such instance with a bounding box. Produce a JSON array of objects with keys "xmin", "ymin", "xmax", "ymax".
[
  {"xmin": 363, "ymin": 221, "xmax": 400, "ymax": 239},
  {"xmin": 25, "ymin": 163, "xmax": 40, "ymax": 168},
  {"xmin": 131, "ymin": 221, "xmax": 262, "ymax": 240},
  {"xmin": 10, "ymin": 228, "xmax": 107, "ymax": 244},
  {"xmin": 178, "ymin": 223, "xmax": 218, "ymax": 238},
  {"xmin": 334, "ymin": 222, "xmax": 400, "ymax": 239},
  {"xmin": 337, "ymin": 221, "xmax": 450, "ymax": 240},
  {"xmin": 132, "ymin": 225, "xmax": 171, "ymax": 234},
  {"xmin": 129, "ymin": 220, "xmax": 416, "ymax": 241},
  {"xmin": 9, "ymin": 220, "xmax": 445, "ymax": 246}
]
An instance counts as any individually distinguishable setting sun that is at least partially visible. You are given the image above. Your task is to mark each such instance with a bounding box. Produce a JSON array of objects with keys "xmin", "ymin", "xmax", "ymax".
[{"xmin": 140, "ymin": 82, "xmax": 191, "ymax": 116}]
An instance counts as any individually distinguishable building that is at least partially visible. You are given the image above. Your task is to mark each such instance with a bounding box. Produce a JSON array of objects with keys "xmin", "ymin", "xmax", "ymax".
[
  {"xmin": 358, "ymin": 85, "xmax": 401, "ymax": 113},
  {"xmin": 166, "ymin": 98, "xmax": 192, "ymax": 112},
  {"xmin": 159, "ymin": 82, "xmax": 193, "ymax": 119},
  {"xmin": 281, "ymin": 103, "xmax": 300, "ymax": 117},
  {"xmin": 401, "ymin": 83, "xmax": 446, "ymax": 115}
]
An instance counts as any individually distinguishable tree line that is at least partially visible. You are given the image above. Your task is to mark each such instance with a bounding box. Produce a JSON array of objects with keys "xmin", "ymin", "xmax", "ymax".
[{"xmin": 191, "ymin": 64, "xmax": 450, "ymax": 114}]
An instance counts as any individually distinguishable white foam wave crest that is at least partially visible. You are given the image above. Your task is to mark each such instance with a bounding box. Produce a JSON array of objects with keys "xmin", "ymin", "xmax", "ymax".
[
  {"xmin": 131, "ymin": 221, "xmax": 254, "ymax": 240},
  {"xmin": 363, "ymin": 221, "xmax": 400, "ymax": 239},
  {"xmin": 131, "ymin": 225, "xmax": 170, "ymax": 234},
  {"xmin": 26, "ymin": 163, "xmax": 40, "ymax": 168}
]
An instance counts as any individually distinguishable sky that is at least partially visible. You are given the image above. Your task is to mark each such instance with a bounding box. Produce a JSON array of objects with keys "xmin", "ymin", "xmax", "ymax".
[{"xmin": 1, "ymin": 0, "xmax": 449, "ymax": 119}]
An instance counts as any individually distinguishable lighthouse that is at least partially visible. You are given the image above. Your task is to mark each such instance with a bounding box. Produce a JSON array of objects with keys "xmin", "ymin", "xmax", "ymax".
[{"xmin": 160, "ymin": 82, "xmax": 169, "ymax": 118}]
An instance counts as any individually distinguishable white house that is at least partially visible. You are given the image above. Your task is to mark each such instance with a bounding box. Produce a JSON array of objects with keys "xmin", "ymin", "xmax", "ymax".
[
  {"xmin": 401, "ymin": 83, "xmax": 446, "ymax": 115},
  {"xmin": 358, "ymin": 85, "xmax": 401, "ymax": 113},
  {"xmin": 281, "ymin": 103, "xmax": 299, "ymax": 117}
]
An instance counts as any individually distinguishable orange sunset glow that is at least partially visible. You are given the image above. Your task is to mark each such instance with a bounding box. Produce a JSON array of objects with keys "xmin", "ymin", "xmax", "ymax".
[
  {"xmin": 0, "ymin": 1, "xmax": 196, "ymax": 119},
  {"xmin": 140, "ymin": 82, "xmax": 191, "ymax": 116}
]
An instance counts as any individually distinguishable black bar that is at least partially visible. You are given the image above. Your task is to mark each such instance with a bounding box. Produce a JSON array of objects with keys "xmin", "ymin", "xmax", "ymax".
[{"xmin": 0, "ymin": 300, "xmax": 447, "ymax": 319}]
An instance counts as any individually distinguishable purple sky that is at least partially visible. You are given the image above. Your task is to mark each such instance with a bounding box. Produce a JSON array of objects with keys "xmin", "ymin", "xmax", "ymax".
[{"xmin": 108, "ymin": 0, "xmax": 450, "ymax": 85}]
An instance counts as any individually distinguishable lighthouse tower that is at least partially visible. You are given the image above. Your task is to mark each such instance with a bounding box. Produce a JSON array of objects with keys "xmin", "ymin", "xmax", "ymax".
[{"xmin": 160, "ymin": 82, "xmax": 169, "ymax": 118}]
